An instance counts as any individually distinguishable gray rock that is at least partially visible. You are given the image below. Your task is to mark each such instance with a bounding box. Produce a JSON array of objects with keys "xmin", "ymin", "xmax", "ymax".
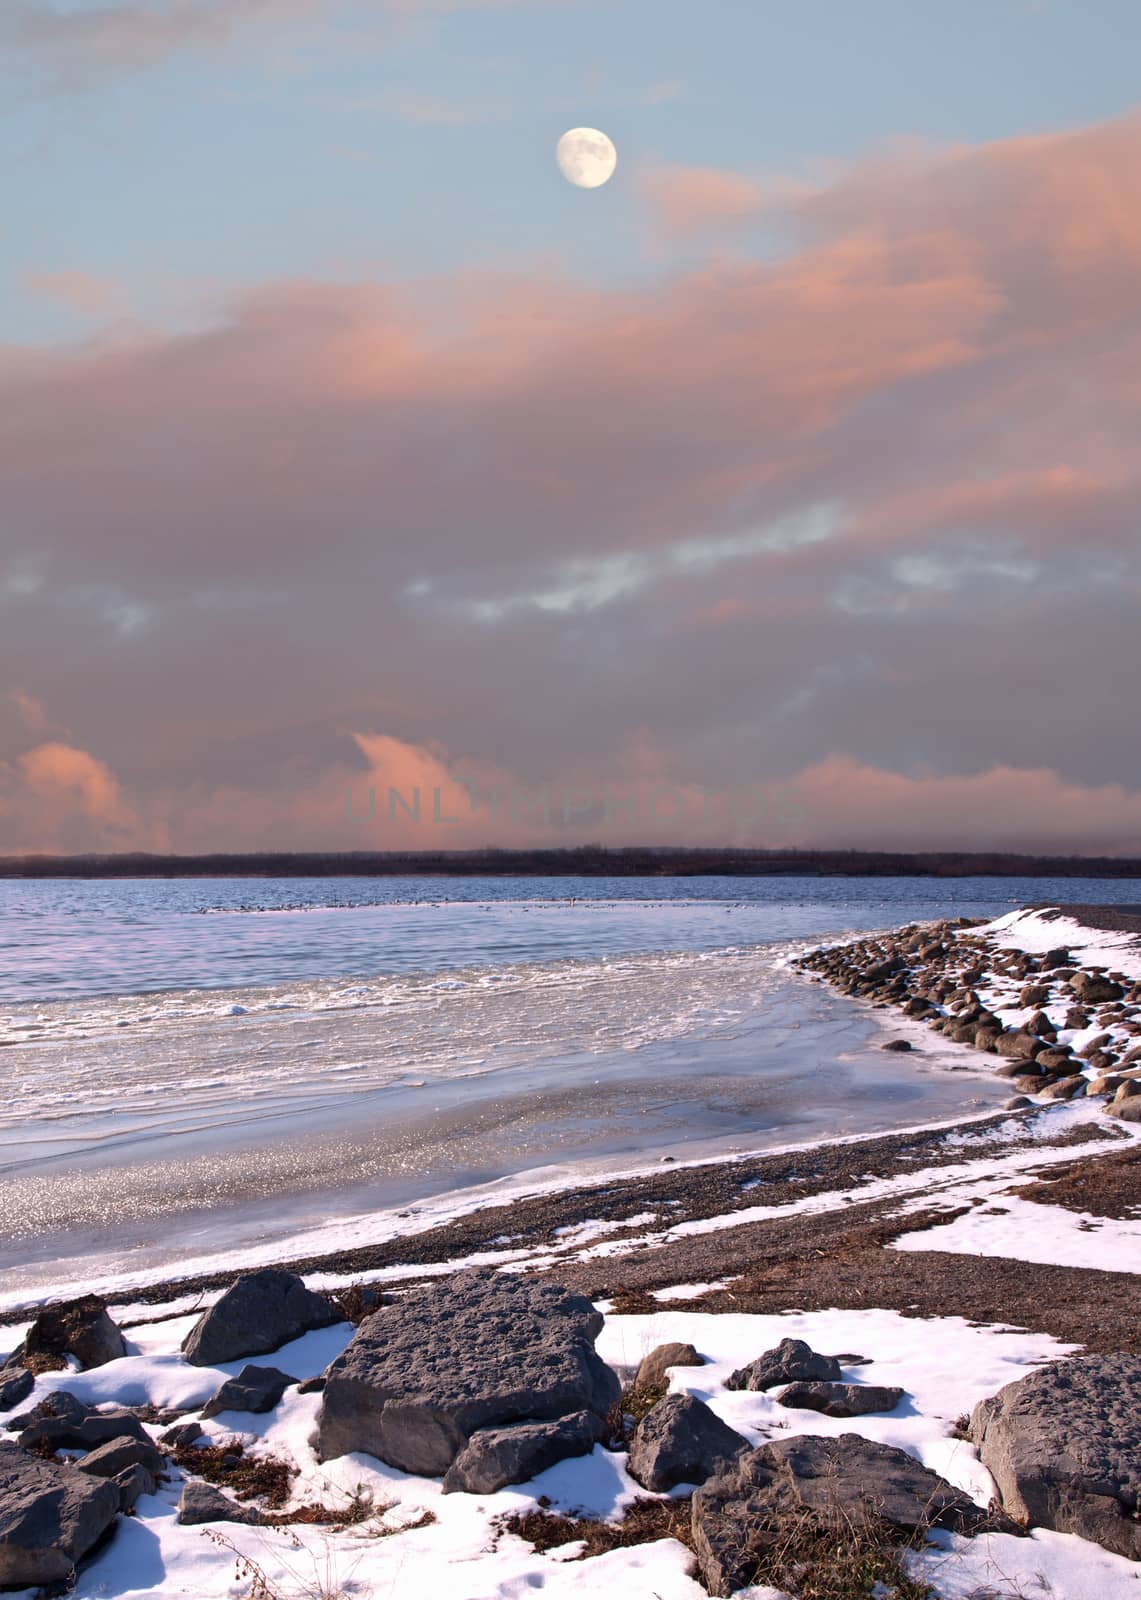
[
  {"xmin": 0, "ymin": 1369, "xmax": 33, "ymax": 1413},
  {"xmin": 181, "ymin": 1269, "xmax": 339, "ymax": 1367},
  {"xmin": 692, "ymin": 1433, "xmax": 992, "ymax": 1597},
  {"xmin": 1112, "ymin": 1098, "xmax": 1141, "ymax": 1123},
  {"xmin": 777, "ymin": 1381, "xmax": 904, "ymax": 1417},
  {"xmin": 0, "ymin": 1438, "xmax": 121, "ymax": 1588},
  {"xmin": 77, "ymin": 1434, "xmax": 164, "ymax": 1482},
  {"xmin": 15, "ymin": 1392, "xmax": 150, "ymax": 1452},
  {"xmin": 627, "ymin": 1393, "xmax": 748, "ymax": 1492},
  {"xmin": 971, "ymin": 1355, "xmax": 1141, "ymax": 1558},
  {"xmin": 162, "ymin": 1421, "xmax": 208, "ymax": 1450},
  {"xmin": 635, "ymin": 1342, "xmax": 703, "ymax": 1391},
  {"xmin": 113, "ymin": 1463, "xmax": 156, "ymax": 1511},
  {"xmin": 442, "ymin": 1410, "xmax": 604, "ymax": 1494},
  {"xmin": 318, "ymin": 1270, "xmax": 620, "ymax": 1475},
  {"xmin": 201, "ymin": 1364, "xmax": 297, "ymax": 1419},
  {"xmin": 177, "ymin": 1478, "xmax": 262, "ymax": 1526},
  {"xmin": 725, "ymin": 1338, "xmax": 842, "ymax": 1392}
]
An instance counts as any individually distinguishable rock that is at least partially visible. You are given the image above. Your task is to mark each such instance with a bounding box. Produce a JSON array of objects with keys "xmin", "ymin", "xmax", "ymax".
[
  {"xmin": 974, "ymin": 1026, "xmax": 1002, "ymax": 1052},
  {"xmin": 14, "ymin": 1392, "xmax": 150, "ymax": 1452},
  {"xmin": 161, "ymin": 1421, "xmax": 208, "ymax": 1450},
  {"xmin": 1019, "ymin": 985, "xmax": 1051, "ymax": 1008},
  {"xmin": 1038, "ymin": 1075, "xmax": 1087, "ymax": 1101},
  {"xmin": 626, "ymin": 1394, "xmax": 748, "ymax": 1492},
  {"xmin": 725, "ymin": 1338, "xmax": 841, "ymax": 1392},
  {"xmin": 970, "ymin": 1355, "xmax": 1141, "ymax": 1558},
  {"xmin": 1065, "ymin": 1007, "xmax": 1091, "ymax": 1030},
  {"xmin": 1088, "ymin": 1074, "xmax": 1124, "ymax": 1097},
  {"xmin": 993, "ymin": 1060, "xmax": 1034, "ymax": 1079},
  {"xmin": 691, "ymin": 1433, "xmax": 991, "ymax": 1597},
  {"xmin": 634, "ymin": 1342, "xmax": 703, "ymax": 1391},
  {"xmin": 776, "ymin": 1381, "xmax": 905, "ymax": 1417},
  {"xmin": 881, "ymin": 1039, "xmax": 912, "ymax": 1052},
  {"xmin": 994, "ymin": 1031, "xmax": 1044, "ymax": 1062},
  {"xmin": 1111, "ymin": 1098, "xmax": 1141, "ymax": 1123},
  {"xmin": 177, "ymin": 1478, "xmax": 262, "ymax": 1526},
  {"xmin": 76, "ymin": 1435, "xmax": 164, "ymax": 1482},
  {"xmin": 1004, "ymin": 1096, "xmax": 1033, "ymax": 1110},
  {"xmin": 19, "ymin": 1297, "xmax": 126, "ymax": 1374},
  {"xmin": 442, "ymin": 1410, "xmax": 603, "ymax": 1494},
  {"xmin": 0, "ymin": 1369, "xmax": 33, "ymax": 1413},
  {"xmin": 1035, "ymin": 1048, "xmax": 1074, "ymax": 1073},
  {"xmin": 0, "ymin": 1438, "xmax": 121, "ymax": 1588},
  {"xmin": 1079, "ymin": 1032, "xmax": 1115, "ymax": 1058},
  {"xmin": 1071, "ymin": 974, "xmax": 1125, "ymax": 1004},
  {"xmin": 113, "ymin": 1463, "xmax": 155, "ymax": 1511},
  {"xmin": 1039, "ymin": 948, "xmax": 1071, "ymax": 970},
  {"xmin": 181, "ymin": 1270, "xmax": 339, "ymax": 1367},
  {"xmin": 318, "ymin": 1270, "xmax": 620, "ymax": 1475},
  {"xmin": 1086, "ymin": 1050, "xmax": 1118, "ymax": 1073},
  {"xmin": 201, "ymin": 1364, "xmax": 297, "ymax": 1419},
  {"xmin": 1013, "ymin": 1074, "xmax": 1047, "ymax": 1094}
]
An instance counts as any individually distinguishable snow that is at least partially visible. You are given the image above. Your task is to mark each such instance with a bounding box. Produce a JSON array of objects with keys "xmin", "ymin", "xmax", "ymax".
[
  {"xmin": 9, "ymin": 1294, "xmax": 1136, "ymax": 1600},
  {"xmin": 892, "ymin": 1192, "xmax": 1141, "ymax": 1271},
  {"xmin": 981, "ymin": 908, "xmax": 1141, "ymax": 983}
]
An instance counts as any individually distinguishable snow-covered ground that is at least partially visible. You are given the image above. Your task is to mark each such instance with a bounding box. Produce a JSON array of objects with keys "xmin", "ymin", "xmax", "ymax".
[{"xmin": 4, "ymin": 1296, "xmax": 1140, "ymax": 1600}]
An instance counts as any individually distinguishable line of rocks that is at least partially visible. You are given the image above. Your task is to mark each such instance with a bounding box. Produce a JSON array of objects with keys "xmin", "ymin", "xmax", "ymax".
[{"xmin": 794, "ymin": 916, "xmax": 1141, "ymax": 1121}]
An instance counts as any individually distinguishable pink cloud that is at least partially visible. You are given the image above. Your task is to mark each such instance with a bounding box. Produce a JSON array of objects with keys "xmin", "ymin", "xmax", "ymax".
[
  {"xmin": 4, "ymin": 112, "xmax": 1141, "ymax": 853},
  {"xmin": 641, "ymin": 163, "xmax": 765, "ymax": 239}
]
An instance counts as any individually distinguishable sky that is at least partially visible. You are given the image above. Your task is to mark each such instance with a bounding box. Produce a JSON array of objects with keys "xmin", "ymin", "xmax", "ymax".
[{"xmin": 2, "ymin": 0, "xmax": 1141, "ymax": 855}]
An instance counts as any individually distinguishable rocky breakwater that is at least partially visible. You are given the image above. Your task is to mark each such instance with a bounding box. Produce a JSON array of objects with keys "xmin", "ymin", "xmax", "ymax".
[{"xmin": 795, "ymin": 916, "xmax": 1141, "ymax": 1121}]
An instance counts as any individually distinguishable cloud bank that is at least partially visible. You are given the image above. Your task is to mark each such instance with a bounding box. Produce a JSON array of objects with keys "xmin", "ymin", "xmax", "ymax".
[{"xmin": 3, "ymin": 112, "xmax": 1140, "ymax": 852}]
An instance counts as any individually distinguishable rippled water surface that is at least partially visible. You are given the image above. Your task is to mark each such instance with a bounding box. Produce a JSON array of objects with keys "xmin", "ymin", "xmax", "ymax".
[{"xmin": 1, "ymin": 874, "xmax": 1138, "ymax": 1296}]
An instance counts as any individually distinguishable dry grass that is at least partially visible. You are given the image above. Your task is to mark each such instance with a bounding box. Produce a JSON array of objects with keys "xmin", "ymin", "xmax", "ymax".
[
  {"xmin": 619, "ymin": 1379, "xmax": 666, "ymax": 1421},
  {"xmin": 172, "ymin": 1441, "xmax": 297, "ymax": 1510},
  {"xmin": 498, "ymin": 1494, "xmax": 697, "ymax": 1562},
  {"xmin": 744, "ymin": 1504, "xmax": 937, "ymax": 1600}
]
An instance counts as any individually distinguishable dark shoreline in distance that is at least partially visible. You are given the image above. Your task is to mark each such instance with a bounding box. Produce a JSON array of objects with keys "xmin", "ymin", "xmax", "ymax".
[{"xmin": 2, "ymin": 846, "xmax": 1141, "ymax": 879}]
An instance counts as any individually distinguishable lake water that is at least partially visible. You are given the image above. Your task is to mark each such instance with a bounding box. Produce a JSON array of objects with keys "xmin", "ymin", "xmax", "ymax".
[{"xmin": 2, "ymin": 874, "xmax": 1138, "ymax": 1300}]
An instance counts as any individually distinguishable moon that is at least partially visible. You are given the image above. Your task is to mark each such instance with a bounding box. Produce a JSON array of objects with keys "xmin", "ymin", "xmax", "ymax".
[{"xmin": 556, "ymin": 127, "xmax": 618, "ymax": 189}]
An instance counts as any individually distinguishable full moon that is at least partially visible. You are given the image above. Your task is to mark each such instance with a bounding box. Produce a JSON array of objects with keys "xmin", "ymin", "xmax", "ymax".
[{"xmin": 556, "ymin": 127, "xmax": 618, "ymax": 189}]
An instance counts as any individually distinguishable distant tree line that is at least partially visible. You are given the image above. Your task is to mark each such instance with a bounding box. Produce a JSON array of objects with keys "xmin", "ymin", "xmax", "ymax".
[{"xmin": 1, "ymin": 846, "xmax": 1140, "ymax": 878}]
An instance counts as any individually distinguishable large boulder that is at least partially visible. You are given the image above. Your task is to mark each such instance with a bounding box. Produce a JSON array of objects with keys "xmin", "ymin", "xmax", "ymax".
[
  {"xmin": 626, "ymin": 1393, "xmax": 748, "ymax": 1493},
  {"xmin": 13, "ymin": 1392, "xmax": 150, "ymax": 1453},
  {"xmin": 443, "ymin": 1410, "xmax": 603, "ymax": 1494},
  {"xmin": 201, "ymin": 1364, "xmax": 297, "ymax": 1419},
  {"xmin": 317, "ymin": 1270, "xmax": 620, "ymax": 1475},
  {"xmin": 692, "ymin": 1433, "xmax": 991, "ymax": 1597},
  {"xmin": 970, "ymin": 1354, "xmax": 1141, "ymax": 1558},
  {"xmin": 181, "ymin": 1269, "xmax": 339, "ymax": 1367},
  {"xmin": 777, "ymin": 1381, "xmax": 904, "ymax": 1417},
  {"xmin": 725, "ymin": 1338, "xmax": 841, "ymax": 1392},
  {"xmin": 0, "ymin": 1439, "xmax": 120, "ymax": 1588},
  {"xmin": 17, "ymin": 1297, "xmax": 126, "ymax": 1373}
]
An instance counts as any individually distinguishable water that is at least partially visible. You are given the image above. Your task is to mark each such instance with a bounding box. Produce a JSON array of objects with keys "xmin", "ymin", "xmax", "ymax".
[{"xmin": 1, "ymin": 874, "xmax": 1138, "ymax": 1298}]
